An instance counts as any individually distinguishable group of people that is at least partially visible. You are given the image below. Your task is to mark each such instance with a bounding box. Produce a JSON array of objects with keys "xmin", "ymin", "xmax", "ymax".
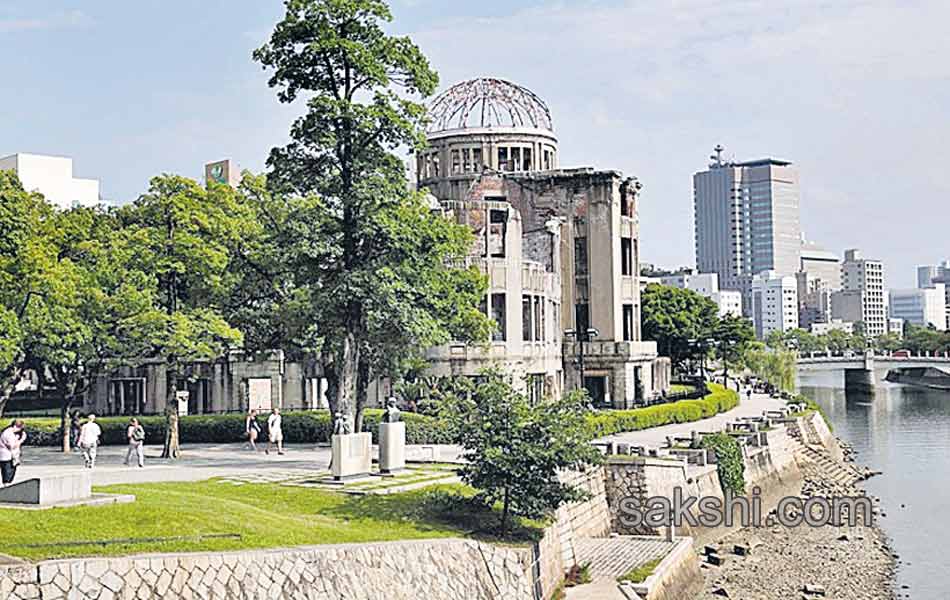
[
  {"xmin": 244, "ymin": 408, "xmax": 284, "ymax": 455},
  {"xmin": 69, "ymin": 413, "xmax": 147, "ymax": 470}
]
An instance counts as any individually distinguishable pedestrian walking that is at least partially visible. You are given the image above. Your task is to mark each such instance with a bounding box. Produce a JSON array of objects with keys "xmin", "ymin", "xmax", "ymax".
[
  {"xmin": 0, "ymin": 420, "xmax": 26, "ymax": 486},
  {"xmin": 124, "ymin": 418, "xmax": 146, "ymax": 468},
  {"xmin": 245, "ymin": 410, "xmax": 261, "ymax": 451},
  {"xmin": 266, "ymin": 408, "xmax": 284, "ymax": 455},
  {"xmin": 78, "ymin": 414, "xmax": 102, "ymax": 469},
  {"xmin": 746, "ymin": 388, "xmax": 753, "ymax": 402}
]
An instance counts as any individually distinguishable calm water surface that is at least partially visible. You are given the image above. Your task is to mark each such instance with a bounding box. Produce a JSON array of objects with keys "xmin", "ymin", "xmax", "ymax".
[{"xmin": 800, "ymin": 374, "xmax": 950, "ymax": 600}]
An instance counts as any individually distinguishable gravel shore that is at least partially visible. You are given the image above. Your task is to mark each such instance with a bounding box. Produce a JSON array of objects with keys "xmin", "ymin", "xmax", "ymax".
[{"xmin": 696, "ymin": 437, "xmax": 896, "ymax": 600}]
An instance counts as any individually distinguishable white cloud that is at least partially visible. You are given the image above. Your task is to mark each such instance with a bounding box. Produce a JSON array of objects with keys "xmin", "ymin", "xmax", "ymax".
[{"xmin": 0, "ymin": 9, "xmax": 94, "ymax": 33}]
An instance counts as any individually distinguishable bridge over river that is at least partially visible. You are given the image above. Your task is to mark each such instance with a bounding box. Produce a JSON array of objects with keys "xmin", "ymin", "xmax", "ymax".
[{"xmin": 797, "ymin": 352, "xmax": 950, "ymax": 391}]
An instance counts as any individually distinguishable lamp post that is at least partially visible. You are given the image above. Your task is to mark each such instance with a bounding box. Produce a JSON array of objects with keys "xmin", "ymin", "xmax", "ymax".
[{"xmin": 564, "ymin": 327, "xmax": 600, "ymax": 397}]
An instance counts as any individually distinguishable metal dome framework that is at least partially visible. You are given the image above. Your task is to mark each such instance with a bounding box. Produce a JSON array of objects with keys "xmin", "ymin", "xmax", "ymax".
[{"xmin": 427, "ymin": 78, "xmax": 554, "ymax": 133}]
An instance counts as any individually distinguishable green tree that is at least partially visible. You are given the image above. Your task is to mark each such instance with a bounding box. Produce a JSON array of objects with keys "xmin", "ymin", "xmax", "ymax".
[
  {"xmin": 641, "ymin": 284, "xmax": 719, "ymax": 375},
  {"xmin": 712, "ymin": 315, "xmax": 754, "ymax": 390},
  {"xmin": 442, "ymin": 369, "xmax": 601, "ymax": 536},
  {"xmin": 0, "ymin": 171, "xmax": 58, "ymax": 417},
  {"xmin": 743, "ymin": 343, "xmax": 796, "ymax": 392},
  {"xmin": 118, "ymin": 176, "xmax": 249, "ymax": 458},
  {"xmin": 253, "ymin": 0, "xmax": 488, "ymax": 430}
]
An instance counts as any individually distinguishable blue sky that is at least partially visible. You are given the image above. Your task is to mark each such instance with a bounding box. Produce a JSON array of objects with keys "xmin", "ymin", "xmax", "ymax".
[{"xmin": 2, "ymin": 0, "xmax": 949, "ymax": 287}]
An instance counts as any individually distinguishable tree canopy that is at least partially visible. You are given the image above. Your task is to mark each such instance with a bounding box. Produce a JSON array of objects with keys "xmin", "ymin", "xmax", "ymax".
[{"xmin": 253, "ymin": 0, "xmax": 489, "ymax": 430}]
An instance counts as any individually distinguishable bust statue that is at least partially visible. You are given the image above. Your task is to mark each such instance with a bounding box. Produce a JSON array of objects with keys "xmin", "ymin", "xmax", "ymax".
[
  {"xmin": 333, "ymin": 412, "xmax": 350, "ymax": 435},
  {"xmin": 383, "ymin": 397, "xmax": 402, "ymax": 424}
]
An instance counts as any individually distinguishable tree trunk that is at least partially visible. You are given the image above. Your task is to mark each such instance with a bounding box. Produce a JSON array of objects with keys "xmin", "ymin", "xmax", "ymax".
[
  {"xmin": 162, "ymin": 376, "xmax": 181, "ymax": 459},
  {"xmin": 355, "ymin": 360, "xmax": 369, "ymax": 433},
  {"xmin": 60, "ymin": 396, "xmax": 74, "ymax": 453},
  {"xmin": 0, "ymin": 367, "xmax": 23, "ymax": 420},
  {"xmin": 336, "ymin": 330, "xmax": 360, "ymax": 430},
  {"xmin": 500, "ymin": 486, "xmax": 511, "ymax": 537}
]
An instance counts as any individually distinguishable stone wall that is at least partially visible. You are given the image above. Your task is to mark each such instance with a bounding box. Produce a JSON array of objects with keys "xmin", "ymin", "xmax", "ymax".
[
  {"xmin": 530, "ymin": 467, "xmax": 612, "ymax": 599},
  {"xmin": 604, "ymin": 426, "xmax": 806, "ymax": 544},
  {"xmin": 0, "ymin": 539, "xmax": 534, "ymax": 600}
]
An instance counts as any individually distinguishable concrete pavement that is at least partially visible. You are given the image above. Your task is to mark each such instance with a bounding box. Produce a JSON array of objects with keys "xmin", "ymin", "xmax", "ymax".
[
  {"xmin": 15, "ymin": 443, "xmax": 462, "ymax": 486},
  {"xmin": 597, "ymin": 388, "xmax": 786, "ymax": 448}
]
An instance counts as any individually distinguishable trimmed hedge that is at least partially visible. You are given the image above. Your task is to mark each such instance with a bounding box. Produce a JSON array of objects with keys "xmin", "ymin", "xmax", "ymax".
[
  {"xmin": 18, "ymin": 409, "xmax": 454, "ymax": 448},
  {"xmin": 16, "ymin": 384, "xmax": 738, "ymax": 447},
  {"xmin": 583, "ymin": 383, "xmax": 739, "ymax": 439}
]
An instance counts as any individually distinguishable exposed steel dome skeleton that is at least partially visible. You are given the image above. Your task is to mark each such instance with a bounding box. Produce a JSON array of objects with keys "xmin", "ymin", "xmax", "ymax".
[{"xmin": 427, "ymin": 77, "xmax": 554, "ymax": 133}]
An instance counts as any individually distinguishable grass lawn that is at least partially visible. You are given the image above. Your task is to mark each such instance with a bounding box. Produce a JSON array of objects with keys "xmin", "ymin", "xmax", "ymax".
[
  {"xmin": 2, "ymin": 481, "xmax": 543, "ymax": 561},
  {"xmin": 669, "ymin": 384, "xmax": 696, "ymax": 394}
]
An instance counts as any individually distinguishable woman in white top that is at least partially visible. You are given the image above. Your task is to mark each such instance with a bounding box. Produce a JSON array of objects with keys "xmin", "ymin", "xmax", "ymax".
[
  {"xmin": 0, "ymin": 420, "xmax": 26, "ymax": 485},
  {"xmin": 266, "ymin": 408, "xmax": 284, "ymax": 455}
]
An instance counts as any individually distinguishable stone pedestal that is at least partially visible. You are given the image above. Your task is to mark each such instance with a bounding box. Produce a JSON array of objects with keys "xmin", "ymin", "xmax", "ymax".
[
  {"xmin": 0, "ymin": 473, "xmax": 92, "ymax": 506},
  {"xmin": 331, "ymin": 432, "xmax": 372, "ymax": 480},
  {"xmin": 379, "ymin": 422, "xmax": 406, "ymax": 474}
]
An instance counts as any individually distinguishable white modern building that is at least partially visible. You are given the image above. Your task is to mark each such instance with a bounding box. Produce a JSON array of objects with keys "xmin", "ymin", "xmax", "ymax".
[
  {"xmin": 0, "ymin": 153, "xmax": 100, "ymax": 209},
  {"xmin": 832, "ymin": 249, "xmax": 886, "ymax": 338},
  {"xmin": 751, "ymin": 271, "xmax": 799, "ymax": 339},
  {"xmin": 888, "ymin": 317, "xmax": 905, "ymax": 337},
  {"xmin": 916, "ymin": 260, "xmax": 950, "ymax": 329},
  {"xmin": 693, "ymin": 147, "xmax": 801, "ymax": 315},
  {"xmin": 889, "ymin": 284, "xmax": 947, "ymax": 331},
  {"xmin": 811, "ymin": 320, "xmax": 854, "ymax": 335},
  {"xmin": 659, "ymin": 271, "xmax": 743, "ymax": 317}
]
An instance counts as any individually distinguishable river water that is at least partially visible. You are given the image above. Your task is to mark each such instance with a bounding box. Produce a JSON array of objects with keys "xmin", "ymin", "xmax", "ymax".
[{"xmin": 799, "ymin": 373, "xmax": 950, "ymax": 600}]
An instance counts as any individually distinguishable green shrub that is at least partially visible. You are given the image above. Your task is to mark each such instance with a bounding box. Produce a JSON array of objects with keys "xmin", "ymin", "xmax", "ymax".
[
  {"xmin": 17, "ymin": 383, "xmax": 739, "ymax": 447},
  {"xmin": 700, "ymin": 432, "xmax": 745, "ymax": 495},
  {"xmin": 583, "ymin": 383, "xmax": 738, "ymax": 439},
  {"xmin": 19, "ymin": 410, "xmax": 452, "ymax": 447}
]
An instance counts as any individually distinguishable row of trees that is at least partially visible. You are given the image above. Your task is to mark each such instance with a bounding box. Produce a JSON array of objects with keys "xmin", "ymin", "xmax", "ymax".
[
  {"xmin": 640, "ymin": 284, "xmax": 755, "ymax": 388},
  {"xmin": 0, "ymin": 0, "xmax": 492, "ymax": 457}
]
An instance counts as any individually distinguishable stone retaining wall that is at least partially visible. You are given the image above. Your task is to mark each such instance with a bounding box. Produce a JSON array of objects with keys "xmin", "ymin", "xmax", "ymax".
[
  {"xmin": 0, "ymin": 539, "xmax": 534, "ymax": 600},
  {"xmin": 604, "ymin": 426, "xmax": 805, "ymax": 544}
]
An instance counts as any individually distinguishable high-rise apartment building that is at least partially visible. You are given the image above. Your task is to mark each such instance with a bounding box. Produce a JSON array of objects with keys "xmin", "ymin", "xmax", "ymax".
[
  {"xmin": 832, "ymin": 249, "xmax": 886, "ymax": 337},
  {"xmin": 751, "ymin": 271, "xmax": 799, "ymax": 339},
  {"xmin": 693, "ymin": 147, "xmax": 801, "ymax": 314}
]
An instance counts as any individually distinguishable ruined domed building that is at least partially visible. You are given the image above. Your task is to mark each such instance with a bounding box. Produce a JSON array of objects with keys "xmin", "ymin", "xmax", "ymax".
[{"xmin": 419, "ymin": 78, "xmax": 670, "ymax": 407}]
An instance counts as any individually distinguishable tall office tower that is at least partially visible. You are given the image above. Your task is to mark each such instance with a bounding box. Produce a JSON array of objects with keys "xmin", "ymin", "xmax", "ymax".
[
  {"xmin": 832, "ymin": 249, "xmax": 887, "ymax": 337},
  {"xmin": 693, "ymin": 146, "xmax": 801, "ymax": 314},
  {"xmin": 0, "ymin": 153, "xmax": 100, "ymax": 209},
  {"xmin": 916, "ymin": 261, "xmax": 950, "ymax": 329}
]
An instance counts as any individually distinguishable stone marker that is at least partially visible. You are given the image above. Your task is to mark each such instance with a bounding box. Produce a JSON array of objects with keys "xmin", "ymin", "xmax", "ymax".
[
  {"xmin": 706, "ymin": 553, "xmax": 726, "ymax": 566},
  {"xmin": 379, "ymin": 422, "xmax": 406, "ymax": 474},
  {"xmin": 0, "ymin": 472, "xmax": 92, "ymax": 506},
  {"xmin": 331, "ymin": 432, "xmax": 373, "ymax": 480}
]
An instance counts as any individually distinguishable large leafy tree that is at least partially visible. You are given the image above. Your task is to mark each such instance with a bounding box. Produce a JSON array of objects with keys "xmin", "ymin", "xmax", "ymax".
[
  {"xmin": 0, "ymin": 171, "xmax": 58, "ymax": 417},
  {"xmin": 442, "ymin": 368, "xmax": 601, "ymax": 536},
  {"xmin": 118, "ymin": 176, "xmax": 250, "ymax": 457},
  {"xmin": 712, "ymin": 314, "xmax": 755, "ymax": 390},
  {"xmin": 253, "ymin": 0, "xmax": 488, "ymax": 430},
  {"xmin": 641, "ymin": 283, "xmax": 719, "ymax": 375}
]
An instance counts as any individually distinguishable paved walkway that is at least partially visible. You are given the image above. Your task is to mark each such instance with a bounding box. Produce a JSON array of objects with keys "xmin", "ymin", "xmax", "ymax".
[
  {"xmin": 15, "ymin": 443, "xmax": 462, "ymax": 486},
  {"xmin": 566, "ymin": 536, "xmax": 678, "ymax": 600},
  {"xmin": 597, "ymin": 388, "xmax": 786, "ymax": 449}
]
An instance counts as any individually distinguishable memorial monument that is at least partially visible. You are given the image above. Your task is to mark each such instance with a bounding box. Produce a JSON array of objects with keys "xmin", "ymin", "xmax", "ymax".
[
  {"xmin": 379, "ymin": 397, "xmax": 406, "ymax": 474},
  {"xmin": 331, "ymin": 412, "xmax": 372, "ymax": 480}
]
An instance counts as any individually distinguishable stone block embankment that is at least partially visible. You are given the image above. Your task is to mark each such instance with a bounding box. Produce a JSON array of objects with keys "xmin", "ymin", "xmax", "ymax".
[{"xmin": 0, "ymin": 538, "xmax": 534, "ymax": 600}]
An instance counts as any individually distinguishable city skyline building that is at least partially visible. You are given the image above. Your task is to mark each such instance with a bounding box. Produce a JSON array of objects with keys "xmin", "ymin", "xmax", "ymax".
[
  {"xmin": 751, "ymin": 271, "xmax": 799, "ymax": 339},
  {"xmin": 916, "ymin": 260, "xmax": 950, "ymax": 329},
  {"xmin": 0, "ymin": 153, "xmax": 100, "ymax": 209},
  {"xmin": 658, "ymin": 270, "xmax": 743, "ymax": 317},
  {"xmin": 889, "ymin": 283, "xmax": 947, "ymax": 331},
  {"xmin": 832, "ymin": 249, "xmax": 887, "ymax": 337},
  {"xmin": 693, "ymin": 146, "xmax": 801, "ymax": 314}
]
